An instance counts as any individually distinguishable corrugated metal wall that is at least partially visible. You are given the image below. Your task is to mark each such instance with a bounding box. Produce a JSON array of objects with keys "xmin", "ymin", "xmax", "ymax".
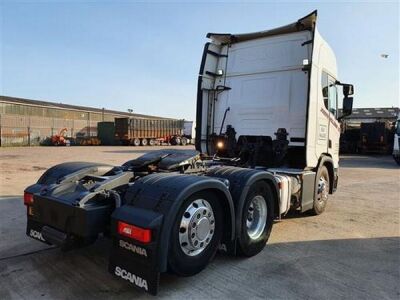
[{"xmin": 0, "ymin": 102, "xmax": 117, "ymax": 146}]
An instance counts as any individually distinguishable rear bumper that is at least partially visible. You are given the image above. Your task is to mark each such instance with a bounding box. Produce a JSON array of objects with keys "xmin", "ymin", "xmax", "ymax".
[{"xmin": 26, "ymin": 195, "xmax": 113, "ymax": 246}]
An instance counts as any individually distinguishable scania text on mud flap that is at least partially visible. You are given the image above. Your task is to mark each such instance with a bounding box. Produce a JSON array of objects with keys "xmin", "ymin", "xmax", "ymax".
[{"xmin": 24, "ymin": 11, "xmax": 354, "ymax": 295}]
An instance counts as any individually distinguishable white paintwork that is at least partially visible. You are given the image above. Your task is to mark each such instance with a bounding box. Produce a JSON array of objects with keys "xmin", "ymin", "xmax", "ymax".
[
  {"xmin": 199, "ymin": 17, "xmax": 342, "ymax": 170},
  {"xmin": 197, "ymin": 13, "xmax": 351, "ymax": 216}
]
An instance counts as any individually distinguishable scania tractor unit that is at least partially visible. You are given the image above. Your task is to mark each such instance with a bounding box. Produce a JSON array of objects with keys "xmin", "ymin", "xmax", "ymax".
[{"xmin": 23, "ymin": 11, "xmax": 353, "ymax": 295}]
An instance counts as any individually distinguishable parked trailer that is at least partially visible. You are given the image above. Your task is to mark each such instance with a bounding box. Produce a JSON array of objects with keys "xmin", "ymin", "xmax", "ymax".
[
  {"xmin": 24, "ymin": 11, "xmax": 354, "ymax": 295},
  {"xmin": 359, "ymin": 121, "xmax": 394, "ymax": 154},
  {"xmin": 115, "ymin": 117, "xmax": 186, "ymax": 146}
]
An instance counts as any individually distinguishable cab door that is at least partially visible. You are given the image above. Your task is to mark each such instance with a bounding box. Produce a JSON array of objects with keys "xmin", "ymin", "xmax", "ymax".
[
  {"xmin": 326, "ymin": 76, "xmax": 340, "ymax": 166},
  {"xmin": 316, "ymin": 71, "xmax": 330, "ymax": 154}
]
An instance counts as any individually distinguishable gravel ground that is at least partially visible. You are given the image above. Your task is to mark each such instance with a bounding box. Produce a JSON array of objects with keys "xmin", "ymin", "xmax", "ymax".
[{"xmin": 0, "ymin": 146, "xmax": 399, "ymax": 299}]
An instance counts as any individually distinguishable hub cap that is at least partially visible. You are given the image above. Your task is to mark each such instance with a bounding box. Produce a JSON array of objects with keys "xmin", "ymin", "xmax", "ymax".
[
  {"xmin": 179, "ymin": 199, "xmax": 215, "ymax": 256},
  {"xmin": 246, "ymin": 195, "xmax": 267, "ymax": 240},
  {"xmin": 317, "ymin": 176, "xmax": 328, "ymax": 202}
]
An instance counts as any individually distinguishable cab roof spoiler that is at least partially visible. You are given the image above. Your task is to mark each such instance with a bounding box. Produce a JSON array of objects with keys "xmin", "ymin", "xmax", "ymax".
[{"xmin": 206, "ymin": 10, "xmax": 317, "ymax": 44}]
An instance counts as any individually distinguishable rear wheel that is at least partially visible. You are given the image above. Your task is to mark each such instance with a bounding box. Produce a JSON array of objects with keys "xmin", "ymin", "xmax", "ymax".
[
  {"xmin": 237, "ymin": 181, "xmax": 274, "ymax": 257},
  {"xmin": 168, "ymin": 191, "xmax": 223, "ymax": 276},
  {"xmin": 141, "ymin": 138, "xmax": 148, "ymax": 146},
  {"xmin": 149, "ymin": 139, "xmax": 156, "ymax": 146},
  {"xmin": 310, "ymin": 165, "xmax": 330, "ymax": 215},
  {"xmin": 181, "ymin": 137, "xmax": 188, "ymax": 146},
  {"xmin": 132, "ymin": 138, "xmax": 141, "ymax": 146}
]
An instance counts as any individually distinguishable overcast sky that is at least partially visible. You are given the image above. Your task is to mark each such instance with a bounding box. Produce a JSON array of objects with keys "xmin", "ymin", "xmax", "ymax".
[{"xmin": 1, "ymin": 1, "xmax": 399, "ymax": 120}]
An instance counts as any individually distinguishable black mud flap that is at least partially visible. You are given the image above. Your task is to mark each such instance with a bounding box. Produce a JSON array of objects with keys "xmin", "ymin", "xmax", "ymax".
[
  {"xmin": 26, "ymin": 219, "xmax": 52, "ymax": 245},
  {"xmin": 109, "ymin": 206, "xmax": 163, "ymax": 295},
  {"xmin": 109, "ymin": 249, "xmax": 160, "ymax": 295}
]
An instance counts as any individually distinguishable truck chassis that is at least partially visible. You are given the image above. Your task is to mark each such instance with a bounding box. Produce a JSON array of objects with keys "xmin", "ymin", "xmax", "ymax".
[{"xmin": 24, "ymin": 148, "xmax": 330, "ymax": 295}]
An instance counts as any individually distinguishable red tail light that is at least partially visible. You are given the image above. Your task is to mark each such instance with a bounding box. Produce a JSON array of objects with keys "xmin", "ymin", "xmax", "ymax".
[
  {"xmin": 24, "ymin": 192, "xmax": 34, "ymax": 206},
  {"xmin": 118, "ymin": 221, "xmax": 151, "ymax": 243}
]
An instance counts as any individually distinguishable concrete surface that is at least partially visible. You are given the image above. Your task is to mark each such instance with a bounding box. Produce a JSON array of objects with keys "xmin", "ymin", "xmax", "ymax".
[{"xmin": 0, "ymin": 146, "xmax": 399, "ymax": 299}]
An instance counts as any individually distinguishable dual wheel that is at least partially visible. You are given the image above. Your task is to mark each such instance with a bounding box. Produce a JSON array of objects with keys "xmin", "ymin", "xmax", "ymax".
[
  {"xmin": 168, "ymin": 182, "xmax": 275, "ymax": 276},
  {"xmin": 168, "ymin": 168, "xmax": 332, "ymax": 276}
]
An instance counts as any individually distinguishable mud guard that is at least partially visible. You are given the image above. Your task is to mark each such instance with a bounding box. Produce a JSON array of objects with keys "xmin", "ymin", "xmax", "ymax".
[
  {"xmin": 109, "ymin": 206, "xmax": 163, "ymax": 294},
  {"xmin": 108, "ymin": 173, "xmax": 235, "ymax": 295},
  {"xmin": 206, "ymin": 166, "xmax": 280, "ymax": 255}
]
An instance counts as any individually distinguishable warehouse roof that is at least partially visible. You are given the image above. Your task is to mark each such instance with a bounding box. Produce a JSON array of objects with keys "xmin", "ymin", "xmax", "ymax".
[
  {"xmin": 0, "ymin": 95, "xmax": 174, "ymax": 120},
  {"xmin": 340, "ymin": 107, "xmax": 399, "ymax": 120}
]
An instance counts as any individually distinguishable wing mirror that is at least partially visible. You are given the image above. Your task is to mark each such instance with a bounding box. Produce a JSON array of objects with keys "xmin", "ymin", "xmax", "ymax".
[
  {"xmin": 335, "ymin": 81, "xmax": 354, "ymax": 121},
  {"xmin": 343, "ymin": 84, "xmax": 354, "ymax": 97},
  {"xmin": 338, "ymin": 97, "xmax": 353, "ymax": 121}
]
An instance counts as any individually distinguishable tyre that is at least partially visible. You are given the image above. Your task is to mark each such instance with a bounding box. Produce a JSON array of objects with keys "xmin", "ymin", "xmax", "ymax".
[
  {"xmin": 237, "ymin": 181, "xmax": 274, "ymax": 257},
  {"xmin": 168, "ymin": 191, "xmax": 223, "ymax": 276},
  {"xmin": 175, "ymin": 137, "xmax": 181, "ymax": 145},
  {"xmin": 141, "ymin": 138, "xmax": 148, "ymax": 146},
  {"xmin": 310, "ymin": 165, "xmax": 330, "ymax": 215},
  {"xmin": 149, "ymin": 139, "xmax": 156, "ymax": 146},
  {"xmin": 132, "ymin": 138, "xmax": 141, "ymax": 146},
  {"xmin": 181, "ymin": 137, "xmax": 188, "ymax": 146}
]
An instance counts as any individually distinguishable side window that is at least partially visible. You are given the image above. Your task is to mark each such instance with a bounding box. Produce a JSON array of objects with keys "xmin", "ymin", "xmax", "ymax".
[
  {"xmin": 328, "ymin": 78, "xmax": 338, "ymax": 117},
  {"xmin": 321, "ymin": 71, "xmax": 329, "ymax": 110},
  {"xmin": 321, "ymin": 71, "xmax": 338, "ymax": 118}
]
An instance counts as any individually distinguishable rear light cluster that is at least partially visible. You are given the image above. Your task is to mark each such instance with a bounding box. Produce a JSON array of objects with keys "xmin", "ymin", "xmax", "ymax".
[
  {"xmin": 118, "ymin": 221, "xmax": 152, "ymax": 243},
  {"xmin": 24, "ymin": 192, "xmax": 34, "ymax": 206}
]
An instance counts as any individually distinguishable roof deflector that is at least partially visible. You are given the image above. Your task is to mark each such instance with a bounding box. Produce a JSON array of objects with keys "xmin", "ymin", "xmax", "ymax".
[{"xmin": 206, "ymin": 10, "xmax": 317, "ymax": 44}]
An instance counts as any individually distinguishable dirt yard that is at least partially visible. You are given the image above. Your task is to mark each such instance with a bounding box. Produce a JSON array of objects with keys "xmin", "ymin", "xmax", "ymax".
[{"xmin": 0, "ymin": 146, "xmax": 399, "ymax": 299}]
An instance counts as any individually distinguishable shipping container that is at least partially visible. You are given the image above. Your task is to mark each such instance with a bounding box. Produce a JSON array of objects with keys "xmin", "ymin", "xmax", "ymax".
[
  {"xmin": 97, "ymin": 122, "xmax": 116, "ymax": 145},
  {"xmin": 115, "ymin": 117, "xmax": 185, "ymax": 146}
]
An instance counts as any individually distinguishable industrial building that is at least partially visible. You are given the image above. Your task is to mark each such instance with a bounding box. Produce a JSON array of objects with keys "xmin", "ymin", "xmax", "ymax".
[
  {"xmin": 340, "ymin": 107, "xmax": 399, "ymax": 127},
  {"xmin": 340, "ymin": 107, "xmax": 399, "ymax": 154},
  {"xmin": 0, "ymin": 95, "xmax": 169, "ymax": 146}
]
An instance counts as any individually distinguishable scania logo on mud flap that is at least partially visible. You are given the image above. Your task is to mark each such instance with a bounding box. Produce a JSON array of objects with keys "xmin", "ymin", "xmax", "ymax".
[
  {"xmin": 115, "ymin": 266, "xmax": 148, "ymax": 291},
  {"xmin": 29, "ymin": 229, "xmax": 45, "ymax": 242},
  {"xmin": 119, "ymin": 240, "xmax": 147, "ymax": 257}
]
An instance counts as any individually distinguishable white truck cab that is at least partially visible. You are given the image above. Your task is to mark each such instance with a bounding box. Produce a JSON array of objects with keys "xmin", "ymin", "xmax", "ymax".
[{"xmin": 196, "ymin": 10, "xmax": 354, "ymax": 214}]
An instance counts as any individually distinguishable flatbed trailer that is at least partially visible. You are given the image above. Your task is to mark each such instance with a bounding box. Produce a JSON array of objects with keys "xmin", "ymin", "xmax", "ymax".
[{"xmin": 24, "ymin": 11, "xmax": 354, "ymax": 295}]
